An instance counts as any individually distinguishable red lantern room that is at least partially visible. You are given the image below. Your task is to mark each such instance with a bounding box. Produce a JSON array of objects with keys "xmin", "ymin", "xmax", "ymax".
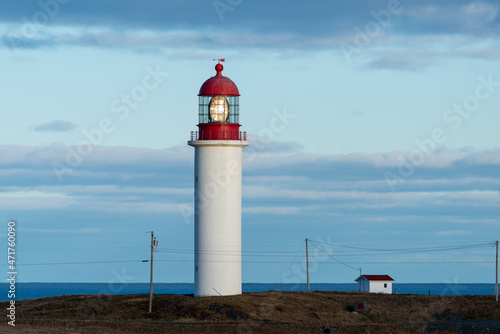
[{"xmin": 191, "ymin": 60, "xmax": 246, "ymax": 141}]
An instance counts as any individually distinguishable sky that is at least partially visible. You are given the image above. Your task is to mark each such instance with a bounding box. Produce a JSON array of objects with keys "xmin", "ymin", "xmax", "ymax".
[{"xmin": 0, "ymin": 0, "xmax": 499, "ymax": 286}]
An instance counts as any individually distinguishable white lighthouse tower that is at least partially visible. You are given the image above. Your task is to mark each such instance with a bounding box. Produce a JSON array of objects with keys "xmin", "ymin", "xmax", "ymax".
[{"xmin": 188, "ymin": 60, "xmax": 248, "ymax": 297}]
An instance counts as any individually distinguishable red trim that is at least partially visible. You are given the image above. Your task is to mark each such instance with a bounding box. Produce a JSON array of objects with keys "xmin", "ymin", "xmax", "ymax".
[
  {"xmin": 199, "ymin": 64, "xmax": 240, "ymax": 96},
  {"xmin": 199, "ymin": 77, "xmax": 239, "ymax": 96},
  {"xmin": 357, "ymin": 275, "xmax": 394, "ymax": 281},
  {"xmin": 197, "ymin": 123, "xmax": 241, "ymax": 140},
  {"xmin": 190, "ymin": 130, "xmax": 246, "ymax": 141}
]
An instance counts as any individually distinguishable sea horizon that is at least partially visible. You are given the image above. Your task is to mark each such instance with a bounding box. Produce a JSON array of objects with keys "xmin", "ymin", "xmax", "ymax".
[{"xmin": 1, "ymin": 282, "xmax": 496, "ymax": 302}]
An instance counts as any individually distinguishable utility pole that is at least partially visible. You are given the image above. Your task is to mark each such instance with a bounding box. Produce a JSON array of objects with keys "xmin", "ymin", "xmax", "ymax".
[
  {"xmin": 496, "ymin": 240, "xmax": 498, "ymax": 302},
  {"xmin": 149, "ymin": 231, "xmax": 156, "ymax": 313},
  {"xmin": 358, "ymin": 267, "xmax": 362, "ymax": 292},
  {"xmin": 306, "ymin": 238, "xmax": 310, "ymax": 292}
]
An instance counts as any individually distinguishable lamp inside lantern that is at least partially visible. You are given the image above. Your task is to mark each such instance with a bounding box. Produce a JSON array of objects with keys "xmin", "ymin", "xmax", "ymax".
[{"xmin": 209, "ymin": 96, "xmax": 229, "ymax": 122}]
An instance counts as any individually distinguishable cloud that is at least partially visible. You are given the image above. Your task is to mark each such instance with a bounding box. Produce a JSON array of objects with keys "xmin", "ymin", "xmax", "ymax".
[
  {"xmin": 462, "ymin": 2, "xmax": 498, "ymax": 20},
  {"xmin": 349, "ymin": 110, "xmax": 366, "ymax": 116},
  {"xmin": 243, "ymin": 206, "xmax": 301, "ymax": 215},
  {"xmin": 33, "ymin": 120, "xmax": 76, "ymax": 132},
  {"xmin": 395, "ymin": 1, "xmax": 500, "ymax": 37},
  {"xmin": 0, "ymin": 143, "xmax": 498, "ymax": 286},
  {"xmin": 363, "ymin": 52, "xmax": 434, "ymax": 71},
  {"xmin": 402, "ymin": 2, "xmax": 499, "ymax": 33},
  {"xmin": 0, "ymin": 145, "xmax": 499, "ymax": 226},
  {"xmin": 0, "ymin": 0, "xmax": 499, "ymax": 56},
  {"xmin": 246, "ymin": 135, "xmax": 303, "ymax": 154},
  {"xmin": 433, "ymin": 230, "xmax": 472, "ymax": 236},
  {"xmin": 22, "ymin": 227, "xmax": 104, "ymax": 234}
]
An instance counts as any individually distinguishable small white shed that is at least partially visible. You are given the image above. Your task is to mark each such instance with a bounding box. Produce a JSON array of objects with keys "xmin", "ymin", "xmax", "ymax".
[{"xmin": 355, "ymin": 275, "xmax": 394, "ymax": 294}]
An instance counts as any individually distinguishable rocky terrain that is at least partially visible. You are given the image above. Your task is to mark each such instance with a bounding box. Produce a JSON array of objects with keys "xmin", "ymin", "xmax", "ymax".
[{"xmin": 1, "ymin": 291, "xmax": 499, "ymax": 333}]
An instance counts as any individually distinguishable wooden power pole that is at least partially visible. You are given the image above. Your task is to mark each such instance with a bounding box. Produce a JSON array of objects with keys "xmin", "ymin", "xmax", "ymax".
[
  {"xmin": 359, "ymin": 267, "xmax": 362, "ymax": 292},
  {"xmin": 149, "ymin": 231, "xmax": 156, "ymax": 313},
  {"xmin": 306, "ymin": 238, "xmax": 310, "ymax": 292},
  {"xmin": 496, "ymin": 240, "xmax": 498, "ymax": 302}
]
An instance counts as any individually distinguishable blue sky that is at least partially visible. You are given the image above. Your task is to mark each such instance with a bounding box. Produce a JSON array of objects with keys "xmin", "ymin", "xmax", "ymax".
[{"xmin": 0, "ymin": 0, "xmax": 499, "ymax": 285}]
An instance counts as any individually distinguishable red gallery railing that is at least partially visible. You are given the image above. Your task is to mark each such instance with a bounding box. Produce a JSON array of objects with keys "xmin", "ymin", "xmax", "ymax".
[{"xmin": 190, "ymin": 131, "xmax": 247, "ymax": 141}]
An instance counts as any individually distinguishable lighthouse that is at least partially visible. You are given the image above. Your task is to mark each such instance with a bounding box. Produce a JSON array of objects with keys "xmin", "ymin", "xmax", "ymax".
[{"xmin": 188, "ymin": 60, "xmax": 248, "ymax": 297}]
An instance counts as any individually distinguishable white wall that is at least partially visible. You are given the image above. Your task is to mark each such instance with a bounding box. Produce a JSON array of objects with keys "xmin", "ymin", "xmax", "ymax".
[
  {"xmin": 358, "ymin": 277, "xmax": 393, "ymax": 294},
  {"xmin": 189, "ymin": 140, "xmax": 248, "ymax": 297},
  {"xmin": 369, "ymin": 281, "xmax": 392, "ymax": 294}
]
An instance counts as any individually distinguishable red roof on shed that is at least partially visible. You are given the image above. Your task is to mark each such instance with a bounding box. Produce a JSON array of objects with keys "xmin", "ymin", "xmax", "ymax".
[{"xmin": 355, "ymin": 275, "xmax": 394, "ymax": 282}]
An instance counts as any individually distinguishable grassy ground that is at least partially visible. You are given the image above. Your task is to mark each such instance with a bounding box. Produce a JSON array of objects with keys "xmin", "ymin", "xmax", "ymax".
[{"xmin": 1, "ymin": 291, "xmax": 499, "ymax": 333}]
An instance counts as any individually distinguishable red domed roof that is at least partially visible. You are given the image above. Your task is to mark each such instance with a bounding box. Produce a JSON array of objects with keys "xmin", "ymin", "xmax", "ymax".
[{"xmin": 198, "ymin": 63, "xmax": 240, "ymax": 96}]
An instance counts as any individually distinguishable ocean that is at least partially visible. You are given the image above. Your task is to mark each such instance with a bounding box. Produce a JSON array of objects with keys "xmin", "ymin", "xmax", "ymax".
[{"xmin": 0, "ymin": 283, "xmax": 496, "ymax": 301}]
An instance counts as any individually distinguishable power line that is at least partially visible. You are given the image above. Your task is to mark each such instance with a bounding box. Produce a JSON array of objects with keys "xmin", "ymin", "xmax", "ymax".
[
  {"xmin": 310, "ymin": 240, "xmax": 494, "ymax": 250},
  {"xmin": 152, "ymin": 259, "xmax": 494, "ymax": 264},
  {"xmin": 157, "ymin": 249, "xmax": 307, "ymax": 258},
  {"xmin": 1, "ymin": 236, "xmax": 493, "ymax": 268},
  {"xmin": 157, "ymin": 247, "xmax": 303, "ymax": 254},
  {"xmin": 0, "ymin": 258, "xmax": 493, "ymax": 267},
  {"xmin": 8, "ymin": 231, "xmax": 148, "ymax": 239},
  {"xmin": 2, "ymin": 260, "xmax": 144, "ymax": 267},
  {"xmin": 308, "ymin": 240, "xmax": 359, "ymax": 271},
  {"xmin": 154, "ymin": 241, "xmax": 494, "ymax": 261},
  {"xmin": 308, "ymin": 240, "xmax": 494, "ymax": 255},
  {"xmin": 276, "ymin": 240, "xmax": 305, "ymax": 291},
  {"xmin": 157, "ymin": 249, "xmax": 493, "ymax": 259},
  {"xmin": 21, "ymin": 245, "xmax": 148, "ymax": 253}
]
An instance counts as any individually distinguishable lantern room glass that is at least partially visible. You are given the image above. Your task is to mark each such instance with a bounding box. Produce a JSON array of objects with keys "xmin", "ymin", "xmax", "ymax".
[
  {"xmin": 199, "ymin": 95, "xmax": 239, "ymax": 124},
  {"xmin": 209, "ymin": 96, "xmax": 229, "ymax": 121}
]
